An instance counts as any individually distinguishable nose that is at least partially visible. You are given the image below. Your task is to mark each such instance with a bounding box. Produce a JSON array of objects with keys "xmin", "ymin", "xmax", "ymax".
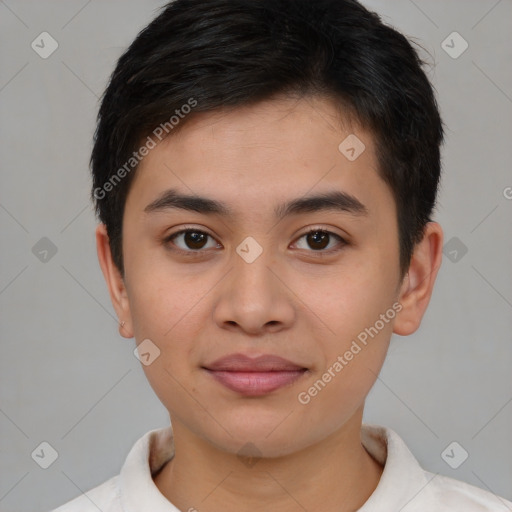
[{"xmin": 212, "ymin": 243, "xmax": 296, "ymax": 336}]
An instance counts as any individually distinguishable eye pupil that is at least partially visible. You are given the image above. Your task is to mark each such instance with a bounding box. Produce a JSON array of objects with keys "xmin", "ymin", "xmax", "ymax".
[
  {"xmin": 307, "ymin": 230, "xmax": 329, "ymax": 250},
  {"xmin": 185, "ymin": 231, "xmax": 207, "ymax": 249}
]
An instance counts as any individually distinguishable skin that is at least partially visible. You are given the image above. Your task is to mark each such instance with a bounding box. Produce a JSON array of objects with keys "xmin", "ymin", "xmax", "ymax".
[{"xmin": 96, "ymin": 95, "xmax": 443, "ymax": 512}]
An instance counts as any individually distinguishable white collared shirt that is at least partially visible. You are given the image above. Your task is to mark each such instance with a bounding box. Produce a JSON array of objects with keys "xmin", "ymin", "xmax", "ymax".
[{"xmin": 51, "ymin": 424, "xmax": 512, "ymax": 511}]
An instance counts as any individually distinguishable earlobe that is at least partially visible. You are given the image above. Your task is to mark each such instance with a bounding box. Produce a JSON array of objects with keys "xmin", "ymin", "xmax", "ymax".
[
  {"xmin": 95, "ymin": 224, "xmax": 134, "ymax": 339},
  {"xmin": 393, "ymin": 222, "xmax": 443, "ymax": 336}
]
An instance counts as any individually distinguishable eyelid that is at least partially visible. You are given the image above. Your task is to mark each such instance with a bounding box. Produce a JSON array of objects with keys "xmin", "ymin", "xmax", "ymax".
[
  {"xmin": 291, "ymin": 226, "xmax": 348, "ymax": 253},
  {"xmin": 165, "ymin": 224, "xmax": 217, "ymax": 239},
  {"xmin": 163, "ymin": 225, "xmax": 220, "ymax": 252},
  {"xmin": 294, "ymin": 225, "xmax": 348, "ymax": 242}
]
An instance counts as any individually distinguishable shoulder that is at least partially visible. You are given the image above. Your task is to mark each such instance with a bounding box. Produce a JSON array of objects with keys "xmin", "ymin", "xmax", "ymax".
[
  {"xmin": 49, "ymin": 475, "xmax": 121, "ymax": 512},
  {"xmin": 426, "ymin": 471, "xmax": 512, "ymax": 511},
  {"xmin": 361, "ymin": 424, "xmax": 512, "ymax": 511},
  {"xmin": 48, "ymin": 426, "xmax": 174, "ymax": 512}
]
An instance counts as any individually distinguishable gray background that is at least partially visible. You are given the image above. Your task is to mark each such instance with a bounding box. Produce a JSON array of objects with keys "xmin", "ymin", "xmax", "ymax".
[{"xmin": 0, "ymin": 1, "xmax": 511, "ymax": 511}]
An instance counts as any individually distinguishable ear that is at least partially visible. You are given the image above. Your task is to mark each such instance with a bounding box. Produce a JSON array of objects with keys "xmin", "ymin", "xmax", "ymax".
[
  {"xmin": 95, "ymin": 224, "xmax": 134, "ymax": 338},
  {"xmin": 393, "ymin": 222, "xmax": 443, "ymax": 336}
]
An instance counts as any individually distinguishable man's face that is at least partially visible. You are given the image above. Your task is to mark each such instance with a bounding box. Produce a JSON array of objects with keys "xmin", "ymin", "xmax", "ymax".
[{"xmin": 120, "ymin": 95, "xmax": 403, "ymax": 456}]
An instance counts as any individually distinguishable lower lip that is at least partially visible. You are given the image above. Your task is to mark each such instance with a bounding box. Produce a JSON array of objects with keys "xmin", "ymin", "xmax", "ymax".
[{"xmin": 204, "ymin": 369, "xmax": 307, "ymax": 396}]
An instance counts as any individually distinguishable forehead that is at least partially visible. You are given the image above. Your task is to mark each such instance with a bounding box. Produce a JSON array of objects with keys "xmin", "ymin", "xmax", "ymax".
[
  {"xmin": 125, "ymin": 95, "xmax": 394, "ymax": 226},
  {"xmin": 163, "ymin": 95, "xmax": 362, "ymax": 166}
]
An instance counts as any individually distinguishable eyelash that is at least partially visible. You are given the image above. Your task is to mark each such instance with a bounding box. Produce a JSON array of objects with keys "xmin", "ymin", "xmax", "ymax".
[{"xmin": 163, "ymin": 227, "xmax": 348, "ymax": 258}]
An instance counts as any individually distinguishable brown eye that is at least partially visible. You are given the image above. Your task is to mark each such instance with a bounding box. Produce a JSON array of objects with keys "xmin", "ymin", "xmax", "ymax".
[
  {"xmin": 166, "ymin": 229, "xmax": 219, "ymax": 252},
  {"xmin": 294, "ymin": 229, "xmax": 346, "ymax": 253},
  {"xmin": 182, "ymin": 231, "xmax": 208, "ymax": 250},
  {"xmin": 306, "ymin": 231, "xmax": 330, "ymax": 250}
]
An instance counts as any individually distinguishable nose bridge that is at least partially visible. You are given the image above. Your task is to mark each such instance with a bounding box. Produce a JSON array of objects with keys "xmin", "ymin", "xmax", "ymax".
[
  {"xmin": 232, "ymin": 234, "xmax": 277, "ymax": 300},
  {"xmin": 212, "ymin": 235, "xmax": 295, "ymax": 333}
]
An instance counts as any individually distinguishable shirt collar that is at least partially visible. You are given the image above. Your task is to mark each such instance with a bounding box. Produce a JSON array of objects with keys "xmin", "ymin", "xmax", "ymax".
[
  {"xmin": 120, "ymin": 423, "xmax": 435, "ymax": 511},
  {"xmin": 120, "ymin": 425, "xmax": 178, "ymax": 512},
  {"xmin": 359, "ymin": 424, "xmax": 437, "ymax": 511}
]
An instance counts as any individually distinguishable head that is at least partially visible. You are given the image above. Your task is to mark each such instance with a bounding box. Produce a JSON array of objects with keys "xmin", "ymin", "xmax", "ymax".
[{"xmin": 94, "ymin": 0, "xmax": 444, "ymax": 456}]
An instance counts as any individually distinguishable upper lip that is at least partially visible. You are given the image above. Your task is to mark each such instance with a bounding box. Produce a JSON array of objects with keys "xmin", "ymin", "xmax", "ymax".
[{"xmin": 203, "ymin": 353, "xmax": 307, "ymax": 372}]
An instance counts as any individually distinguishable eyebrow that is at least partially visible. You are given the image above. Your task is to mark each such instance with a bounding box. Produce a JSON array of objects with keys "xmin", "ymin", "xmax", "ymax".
[{"xmin": 144, "ymin": 187, "xmax": 368, "ymax": 219}]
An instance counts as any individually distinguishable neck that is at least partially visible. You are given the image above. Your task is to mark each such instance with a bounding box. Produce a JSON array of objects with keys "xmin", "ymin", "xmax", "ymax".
[{"xmin": 154, "ymin": 407, "xmax": 383, "ymax": 512}]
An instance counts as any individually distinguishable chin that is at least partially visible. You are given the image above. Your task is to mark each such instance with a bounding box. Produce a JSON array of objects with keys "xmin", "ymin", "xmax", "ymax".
[{"xmin": 195, "ymin": 411, "xmax": 311, "ymax": 458}]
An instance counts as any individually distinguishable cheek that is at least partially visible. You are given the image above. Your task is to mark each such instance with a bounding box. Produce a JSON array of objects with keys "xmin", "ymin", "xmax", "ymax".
[
  {"xmin": 126, "ymin": 260, "xmax": 206, "ymax": 340},
  {"xmin": 293, "ymin": 255, "xmax": 398, "ymax": 341},
  {"xmin": 125, "ymin": 267, "xmax": 206, "ymax": 391},
  {"xmin": 135, "ymin": 315, "xmax": 201, "ymax": 417},
  {"xmin": 295, "ymin": 315, "xmax": 392, "ymax": 434},
  {"xmin": 291, "ymin": 255, "xmax": 397, "ymax": 405},
  {"xmin": 295, "ymin": 343, "xmax": 388, "ymax": 442}
]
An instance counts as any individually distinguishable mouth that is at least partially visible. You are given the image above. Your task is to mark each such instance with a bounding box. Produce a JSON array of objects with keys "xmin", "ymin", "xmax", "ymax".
[{"xmin": 202, "ymin": 353, "xmax": 309, "ymax": 397}]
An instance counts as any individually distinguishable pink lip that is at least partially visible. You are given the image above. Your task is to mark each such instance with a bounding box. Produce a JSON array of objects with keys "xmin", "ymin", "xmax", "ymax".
[{"xmin": 203, "ymin": 354, "xmax": 308, "ymax": 396}]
